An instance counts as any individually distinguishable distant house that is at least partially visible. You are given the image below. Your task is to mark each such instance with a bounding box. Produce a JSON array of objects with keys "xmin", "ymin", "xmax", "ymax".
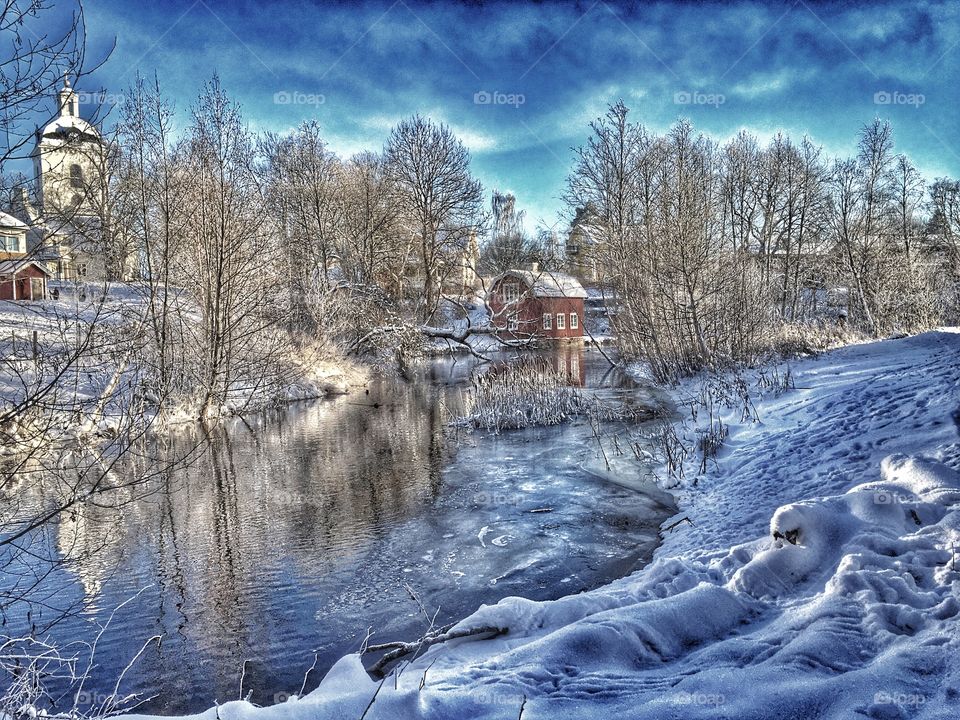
[
  {"xmin": 487, "ymin": 266, "xmax": 587, "ymax": 342},
  {"xmin": 0, "ymin": 211, "xmax": 29, "ymax": 260},
  {"xmin": 0, "ymin": 259, "xmax": 52, "ymax": 301},
  {"xmin": 0, "ymin": 210, "xmax": 51, "ymax": 300}
]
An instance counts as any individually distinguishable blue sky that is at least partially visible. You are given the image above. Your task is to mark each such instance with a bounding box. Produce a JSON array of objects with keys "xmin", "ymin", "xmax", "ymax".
[{"xmin": 73, "ymin": 0, "xmax": 960, "ymax": 231}]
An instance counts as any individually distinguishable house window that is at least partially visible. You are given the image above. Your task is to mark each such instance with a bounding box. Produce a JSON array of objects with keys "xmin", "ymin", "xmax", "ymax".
[
  {"xmin": 502, "ymin": 282, "xmax": 520, "ymax": 304},
  {"xmin": 570, "ymin": 312, "xmax": 579, "ymax": 329},
  {"xmin": 0, "ymin": 234, "xmax": 20, "ymax": 253},
  {"xmin": 70, "ymin": 164, "xmax": 84, "ymax": 188},
  {"xmin": 556, "ymin": 313, "xmax": 565, "ymax": 330},
  {"xmin": 75, "ymin": 262, "xmax": 88, "ymax": 279},
  {"xmin": 508, "ymin": 314, "xmax": 519, "ymax": 331},
  {"xmin": 542, "ymin": 313, "xmax": 552, "ymax": 330}
]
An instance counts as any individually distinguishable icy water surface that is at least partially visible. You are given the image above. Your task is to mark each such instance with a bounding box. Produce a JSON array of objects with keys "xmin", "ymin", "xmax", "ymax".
[{"xmin": 5, "ymin": 347, "xmax": 675, "ymax": 714}]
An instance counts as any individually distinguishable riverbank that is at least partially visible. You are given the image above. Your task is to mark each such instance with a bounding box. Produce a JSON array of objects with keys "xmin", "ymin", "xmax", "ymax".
[
  {"xmin": 0, "ymin": 282, "xmax": 367, "ymax": 449},
  {"xmin": 128, "ymin": 328, "xmax": 960, "ymax": 719}
]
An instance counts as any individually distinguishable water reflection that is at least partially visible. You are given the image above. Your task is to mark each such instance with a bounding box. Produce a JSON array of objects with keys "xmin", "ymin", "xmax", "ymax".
[{"xmin": 1, "ymin": 348, "xmax": 674, "ymax": 715}]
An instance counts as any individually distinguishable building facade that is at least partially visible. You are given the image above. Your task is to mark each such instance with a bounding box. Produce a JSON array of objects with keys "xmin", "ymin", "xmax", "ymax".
[
  {"xmin": 9, "ymin": 75, "xmax": 117, "ymax": 282},
  {"xmin": 0, "ymin": 210, "xmax": 51, "ymax": 300},
  {"xmin": 487, "ymin": 268, "xmax": 587, "ymax": 342}
]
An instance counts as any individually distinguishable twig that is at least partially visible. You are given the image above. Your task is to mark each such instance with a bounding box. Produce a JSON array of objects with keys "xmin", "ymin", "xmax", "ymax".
[
  {"xmin": 299, "ymin": 651, "xmax": 320, "ymax": 697},
  {"xmin": 359, "ymin": 675, "xmax": 388, "ymax": 720},
  {"xmin": 365, "ymin": 625, "xmax": 507, "ymax": 677},
  {"xmin": 239, "ymin": 659, "xmax": 249, "ymax": 701},
  {"xmin": 663, "ymin": 516, "xmax": 693, "ymax": 533}
]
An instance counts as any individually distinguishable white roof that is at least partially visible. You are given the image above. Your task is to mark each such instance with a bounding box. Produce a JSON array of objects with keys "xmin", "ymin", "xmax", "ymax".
[
  {"xmin": 0, "ymin": 211, "xmax": 28, "ymax": 231},
  {"xmin": 0, "ymin": 259, "xmax": 52, "ymax": 276},
  {"xmin": 499, "ymin": 270, "xmax": 587, "ymax": 299},
  {"xmin": 37, "ymin": 115, "xmax": 100, "ymax": 142}
]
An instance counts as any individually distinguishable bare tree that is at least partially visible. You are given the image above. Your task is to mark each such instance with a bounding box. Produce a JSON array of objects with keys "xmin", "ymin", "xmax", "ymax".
[
  {"xmin": 480, "ymin": 190, "xmax": 538, "ymax": 273},
  {"xmin": 180, "ymin": 77, "xmax": 284, "ymax": 418},
  {"xmin": 338, "ymin": 151, "xmax": 406, "ymax": 292},
  {"xmin": 0, "ymin": 1, "xmax": 109, "ymax": 166},
  {"xmin": 385, "ymin": 115, "xmax": 484, "ymax": 323}
]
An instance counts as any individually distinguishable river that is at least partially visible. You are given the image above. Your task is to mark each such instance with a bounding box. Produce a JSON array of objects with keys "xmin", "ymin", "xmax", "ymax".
[{"xmin": 2, "ymin": 346, "xmax": 675, "ymax": 715}]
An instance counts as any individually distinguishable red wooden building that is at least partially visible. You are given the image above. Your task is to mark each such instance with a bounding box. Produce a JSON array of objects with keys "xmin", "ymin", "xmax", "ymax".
[
  {"xmin": 488, "ymin": 269, "xmax": 587, "ymax": 342},
  {"xmin": 0, "ymin": 259, "xmax": 52, "ymax": 301}
]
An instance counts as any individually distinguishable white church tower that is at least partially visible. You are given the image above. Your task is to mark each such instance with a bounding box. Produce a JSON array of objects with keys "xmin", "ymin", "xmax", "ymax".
[
  {"xmin": 18, "ymin": 74, "xmax": 123, "ymax": 281},
  {"xmin": 31, "ymin": 74, "xmax": 105, "ymax": 218}
]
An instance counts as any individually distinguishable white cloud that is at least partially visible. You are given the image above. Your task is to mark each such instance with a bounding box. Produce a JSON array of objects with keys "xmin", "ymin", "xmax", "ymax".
[{"xmin": 729, "ymin": 69, "xmax": 814, "ymax": 100}]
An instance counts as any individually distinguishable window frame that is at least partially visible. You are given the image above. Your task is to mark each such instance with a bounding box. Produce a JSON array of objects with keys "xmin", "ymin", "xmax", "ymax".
[
  {"xmin": 0, "ymin": 234, "xmax": 18, "ymax": 253},
  {"xmin": 555, "ymin": 312, "xmax": 565, "ymax": 330},
  {"xmin": 542, "ymin": 313, "xmax": 552, "ymax": 330},
  {"xmin": 69, "ymin": 163, "xmax": 84, "ymax": 188},
  {"xmin": 502, "ymin": 282, "xmax": 520, "ymax": 304},
  {"xmin": 569, "ymin": 312, "xmax": 579, "ymax": 329}
]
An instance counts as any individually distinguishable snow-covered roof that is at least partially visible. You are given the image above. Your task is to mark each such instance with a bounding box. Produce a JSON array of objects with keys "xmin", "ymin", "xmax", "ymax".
[
  {"xmin": 497, "ymin": 269, "xmax": 587, "ymax": 299},
  {"xmin": 0, "ymin": 211, "xmax": 28, "ymax": 231},
  {"xmin": 0, "ymin": 259, "xmax": 52, "ymax": 276},
  {"xmin": 37, "ymin": 115, "xmax": 100, "ymax": 143}
]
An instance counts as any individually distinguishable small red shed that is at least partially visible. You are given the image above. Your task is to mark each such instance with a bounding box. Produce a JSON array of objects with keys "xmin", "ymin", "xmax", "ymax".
[
  {"xmin": 0, "ymin": 259, "xmax": 52, "ymax": 301},
  {"xmin": 488, "ymin": 269, "xmax": 587, "ymax": 342}
]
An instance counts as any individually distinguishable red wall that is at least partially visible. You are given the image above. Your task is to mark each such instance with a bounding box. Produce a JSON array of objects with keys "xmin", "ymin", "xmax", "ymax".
[
  {"xmin": 0, "ymin": 266, "xmax": 48, "ymax": 301},
  {"xmin": 488, "ymin": 277, "xmax": 584, "ymax": 341}
]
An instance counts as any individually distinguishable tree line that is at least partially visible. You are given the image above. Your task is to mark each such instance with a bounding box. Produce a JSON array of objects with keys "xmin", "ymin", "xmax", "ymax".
[
  {"xmin": 10, "ymin": 78, "xmax": 960, "ymax": 406},
  {"xmin": 566, "ymin": 101, "xmax": 960, "ymax": 381}
]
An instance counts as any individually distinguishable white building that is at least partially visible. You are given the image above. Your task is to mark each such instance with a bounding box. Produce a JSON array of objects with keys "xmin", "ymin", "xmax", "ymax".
[{"xmin": 12, "ymin": 75, "xmax": 118, "ymax": 281}]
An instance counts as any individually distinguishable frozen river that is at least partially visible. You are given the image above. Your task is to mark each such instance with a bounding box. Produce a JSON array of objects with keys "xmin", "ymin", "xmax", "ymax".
[{"xmin": 5, "ymin": 346, "xmax": 675, "ymax": 714}]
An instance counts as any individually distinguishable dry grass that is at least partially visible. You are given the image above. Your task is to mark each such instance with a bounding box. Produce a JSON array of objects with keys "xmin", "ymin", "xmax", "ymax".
[{"xmin": 458, "ymin": 357, "xmax": 636, "ymax": 432}]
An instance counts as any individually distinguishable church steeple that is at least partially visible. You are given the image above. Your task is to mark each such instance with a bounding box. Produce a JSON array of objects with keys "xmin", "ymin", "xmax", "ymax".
[{"xmin": 57, "ymin": 73, "xmax": 79, "ymax": 118}]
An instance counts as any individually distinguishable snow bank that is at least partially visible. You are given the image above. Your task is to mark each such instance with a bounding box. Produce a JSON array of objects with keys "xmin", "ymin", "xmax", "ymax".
[{"xmin": 125, "ymin": 330, "xmax": 960, "ymax": 719}]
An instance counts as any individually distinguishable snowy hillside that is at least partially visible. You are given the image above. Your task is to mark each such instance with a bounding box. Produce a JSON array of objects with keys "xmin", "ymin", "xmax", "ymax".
[{"xmin": 128, "ymin": 330, "xmax": 960, "ymax": 720}]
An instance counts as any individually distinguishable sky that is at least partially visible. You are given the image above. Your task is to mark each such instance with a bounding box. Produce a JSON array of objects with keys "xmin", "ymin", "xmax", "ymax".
[{"xmin": 62, "ymin": 0, "xmax": 960, "ymax": 231}]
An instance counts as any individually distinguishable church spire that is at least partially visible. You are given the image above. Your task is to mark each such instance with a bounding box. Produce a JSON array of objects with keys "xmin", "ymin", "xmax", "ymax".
[{"xmin": 58, "ymin": 72, "xmax": 79, "ymax": 117}]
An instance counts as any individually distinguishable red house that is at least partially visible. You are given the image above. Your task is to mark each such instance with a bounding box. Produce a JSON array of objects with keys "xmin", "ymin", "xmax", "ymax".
[
  {"xmin": 0, "ymin": 259, "xmax": 52, "ymax": 301},
  {"xmin": 488, "ymin": 268, "xmax": 587, "ymax": 342}
]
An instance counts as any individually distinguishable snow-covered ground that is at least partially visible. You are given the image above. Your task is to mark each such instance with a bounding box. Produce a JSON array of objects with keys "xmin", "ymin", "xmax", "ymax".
[
  {"xmin": 0, "ymin": 283, "xmax": 363, "ymax": 440},
  {"xmin": 127, "ymin": 329, "xmax": 960, "ymax": 720}
]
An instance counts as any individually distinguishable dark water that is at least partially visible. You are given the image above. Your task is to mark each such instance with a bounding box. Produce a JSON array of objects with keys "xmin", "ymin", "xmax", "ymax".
[{"xmin": 2, "ymin": 346, "xmax": 675, "ymax": 715}]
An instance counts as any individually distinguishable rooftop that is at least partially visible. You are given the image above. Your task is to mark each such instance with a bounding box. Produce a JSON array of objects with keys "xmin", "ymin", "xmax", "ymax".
[
  {"xmin": 0, "ymin": 211, "xmax": 28, "ymax": 231},
  {"xmin": 498, "ymin": 269, "xmax": 587, "ymax": 299}
]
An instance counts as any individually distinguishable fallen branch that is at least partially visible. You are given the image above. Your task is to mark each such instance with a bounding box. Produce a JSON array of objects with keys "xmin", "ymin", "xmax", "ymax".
[
  {"xmin": 663, "ymin": 516, "xmax": 693, "ymax": 533},
  {"xmin": 364, "ymin": 624, "xmax": 507, "ymax": 678}
]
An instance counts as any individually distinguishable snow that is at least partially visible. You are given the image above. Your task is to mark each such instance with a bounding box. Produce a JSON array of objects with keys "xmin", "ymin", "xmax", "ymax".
[
  {"xmin": 0, "ymin": 210, "xmax": 28, "ymax": 230},
  {"xmin": 124, "ymin": 329, "xmax": 960, "ymax": 719},
  {"xmin": 493, "ymin": 270, "xmax": 588, "ymax": 299},
  {"xmin": 0, "ymin": 283, "xmax": 363, "ymax": 442}
]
